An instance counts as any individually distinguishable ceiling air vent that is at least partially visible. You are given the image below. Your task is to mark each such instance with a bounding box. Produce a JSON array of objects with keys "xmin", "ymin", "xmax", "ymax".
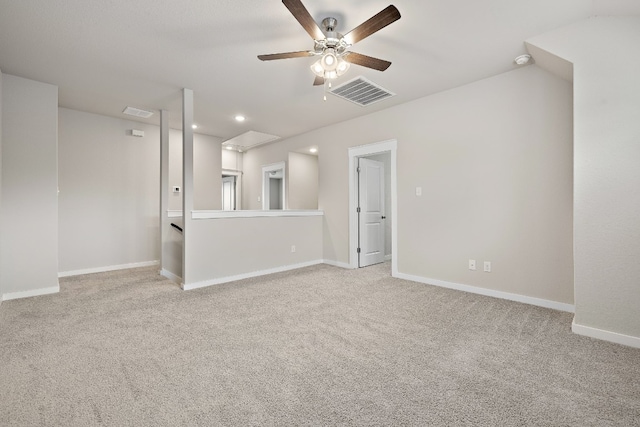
[
  {"xmin": 122, "ymin": 106, "xmax": 154, "ymax": 119},
  {"xmin": 329, "ymin": 76, "xmax": 395, "ymax": 106}
]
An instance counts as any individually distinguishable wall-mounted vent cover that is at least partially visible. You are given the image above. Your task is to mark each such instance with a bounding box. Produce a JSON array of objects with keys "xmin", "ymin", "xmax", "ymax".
[
  {"xmin": 329, "ymin": 76, "xmax": 395, "ymax": 106},
  {"xmin": 123, "ymin": 106, "xmax": 154, "ymax": 118}
]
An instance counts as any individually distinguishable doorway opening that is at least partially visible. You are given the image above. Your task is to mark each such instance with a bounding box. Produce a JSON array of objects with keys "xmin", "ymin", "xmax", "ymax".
[
  {"xmin": 262, "ymin": 162, "xmax": 286, "ymax": 210},
  {"xmin": 348, "ymin": 140, "xmax": 397, "ymax": 274},
  {"xmin": 221, "ymin": 170, "xmax": 242, "ymax": 210},
  {"xmin": 222, "ymin": 176, "xmax": 236, "ymax": 210}
]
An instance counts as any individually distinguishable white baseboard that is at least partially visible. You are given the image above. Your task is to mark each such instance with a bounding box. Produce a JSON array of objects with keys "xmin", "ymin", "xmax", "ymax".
[
  {"xmin": 160, "ymin": 269, "xmax": 182, "ymax": 285},
  {"xmin": 182, "ymin": 260, "xmax": 325, "ymax": 291},
  {"xmin": 384, "ymin": 254, "xmax": 392, "ymax": 262},
  {"xmin": 394, "ymin": 272, "xmax": 575, "ymax": 313},
  {"xmin": 572, "ymin": 320, "xmax": 640, "ymax": 349},
  {"xmin": 322, "ymin": 259, "xmax": 354, "ymax": 269},
  {"xmin": 2, "ymin": 284, "xmax": 60, "ymax": 301},
  {"xmin": 58, "ymin": 261, "xmax": 159, "ymax": 278}
]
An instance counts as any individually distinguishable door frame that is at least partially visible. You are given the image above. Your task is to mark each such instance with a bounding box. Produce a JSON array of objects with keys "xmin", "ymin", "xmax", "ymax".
[
  {"xmin": 222, "ymin": 169, "xmax": 242, "ymax": 210},
  {"xmin": 348, "ymin": 139, "xmax": 397, "ymax": 275},
  {"xmin": 261, "ymin": 161, "xmax": 286, "ymax": 210}
]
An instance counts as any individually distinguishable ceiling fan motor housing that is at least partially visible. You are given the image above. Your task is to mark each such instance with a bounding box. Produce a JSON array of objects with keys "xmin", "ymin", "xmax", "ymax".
[{"xmin": 321, "ymin": 17, "xmax": 337, "ymax": 32}]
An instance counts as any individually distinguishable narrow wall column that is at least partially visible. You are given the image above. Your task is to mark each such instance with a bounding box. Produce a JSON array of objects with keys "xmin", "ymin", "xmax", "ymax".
[
  {"xmin": 0, "ymin": 69, "xmax": 3, "ymax": 303},
  {"xmin": 181, "ymin": 89, "xmax": 194, "ymax": 287},
  {"xmin": 159, "ymin": 109, "xmax": 169, "ymax": 272}
]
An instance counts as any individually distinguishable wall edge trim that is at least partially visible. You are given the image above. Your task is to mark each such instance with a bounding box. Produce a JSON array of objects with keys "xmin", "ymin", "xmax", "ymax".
[
  {"xmin": 161, "ymin": 269, "xmax": 182, "ymax": 285},
  {"xmin": 58, "ymin": 261, "xmax": 159, "ymax": 278},
  {"xmin": 2, "ymin": 284, "xmax": 60, "ymax": 301},
  {"xmin": 182, "ymin": 260, "xmax": 325, "ymax": 291},
  {"xmin": 572, "ymin": 320, "xmax": 640, "ymax": 349},
  {"xmin": 394, "ymin": 272, "xmax": 575, "ymax": 313},
  {"xmin": 322, "ymin": 259, "xmax": 354, "ymax": 269}
]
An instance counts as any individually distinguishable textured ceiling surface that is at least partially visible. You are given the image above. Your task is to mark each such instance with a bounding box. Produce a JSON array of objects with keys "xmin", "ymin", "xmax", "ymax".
[{"xmin": 1, "ymin": 0, "xmax": 638, "ymax": 141}]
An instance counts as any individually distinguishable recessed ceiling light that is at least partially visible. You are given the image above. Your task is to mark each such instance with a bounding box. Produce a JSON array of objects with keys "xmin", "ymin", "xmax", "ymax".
[
  {"xmin": 235, "ymin": 115, "xmax": 246, "ymax": 122},
  {"xmin": 225, "ymin": 146, "xmax": 233, "ymax": 150},
  {"xmin": 192, "ymin": 124, "xmax": 198, "ymax": 129},
  {"xmin": 310, "ymin": 148, "xmax": 318, "ymax": 153},
  {"xmin": 514, "ymin": 54, "xmax": 532, "ymax": 65}
]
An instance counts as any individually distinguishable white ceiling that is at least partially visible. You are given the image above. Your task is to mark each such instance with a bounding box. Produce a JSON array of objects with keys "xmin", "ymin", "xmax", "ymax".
[{"xmin": 1, "ymin": 0, "xmax": 638, "ymax": 141}]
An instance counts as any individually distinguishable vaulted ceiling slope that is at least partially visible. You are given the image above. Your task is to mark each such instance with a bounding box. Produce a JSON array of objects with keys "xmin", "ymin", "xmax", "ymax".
[{"xmin": 0, "ymin": 0, "xmax": 638, "ymax": 140}]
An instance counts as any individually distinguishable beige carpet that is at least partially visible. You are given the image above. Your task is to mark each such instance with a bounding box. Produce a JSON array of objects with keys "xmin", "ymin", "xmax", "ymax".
[{"xmin": 1, "ymin": 263, "xmax": 639, "ymax": 426}]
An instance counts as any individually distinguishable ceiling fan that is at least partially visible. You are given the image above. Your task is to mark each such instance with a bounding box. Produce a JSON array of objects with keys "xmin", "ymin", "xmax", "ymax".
[{"xmin": 258, "ymin": 0, "xmax": 401, "ymax": 86}]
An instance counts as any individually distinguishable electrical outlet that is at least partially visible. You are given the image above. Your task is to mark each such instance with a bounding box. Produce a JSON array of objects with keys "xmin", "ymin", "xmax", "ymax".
[
  {"xmin": 291, "ymin": 245, "xmax": 296, "ymax": 253},
  {"xmin": 484, "ymin": 261, "xmax": 491, "ymax": 272},
  {"xmin": 469, "ymin": 259, "xmax": 476, "ymax": 271},
  {"xmin": 416, "ymin": 186, "xmax": 422, "ymax": 196}
]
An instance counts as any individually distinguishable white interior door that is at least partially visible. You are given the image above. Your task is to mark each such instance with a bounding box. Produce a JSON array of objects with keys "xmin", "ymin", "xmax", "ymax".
[
  {"xmin": 358, "ymin": 158, "xmax": 385, "ymax": 267},
  {"xmin": 222, "ymin": 176, "xmax": 235, "ymax": 210}
]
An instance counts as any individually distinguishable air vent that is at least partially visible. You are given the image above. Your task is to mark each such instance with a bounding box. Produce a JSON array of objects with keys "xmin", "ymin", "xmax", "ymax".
[
  {"xmin": 329, "ymin": 76, "xmax": 395, "ymax": 106},
  {"xmin": 122, "ymin": 106, "xmax": 154, "ymax": 118}
]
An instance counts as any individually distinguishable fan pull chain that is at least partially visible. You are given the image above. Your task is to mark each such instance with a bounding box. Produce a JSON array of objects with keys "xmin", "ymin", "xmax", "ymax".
[{"xmin": 323, "ymin": 79, "xmax": 333, "ymax": 102}]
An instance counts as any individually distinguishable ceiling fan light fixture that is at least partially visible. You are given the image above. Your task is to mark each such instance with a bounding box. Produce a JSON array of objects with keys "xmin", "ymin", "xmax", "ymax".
[
  {"xmin": 336, "ymin": 59, "xmax": 350, "ymax": 75},
  {"xmin": 321, "ymin": 49, "xmax": 338, "ymax": 71},
  {"xmin": 325, "ymin": 70, "xmax": 338, "ymax": 80},
  {"xmin": 311, "ymin": 53, "xmax": 350, "ymax": 80},
  {"xmin": 311, "ymin": 60, "xmax": 324, "ymax": 76},
  {"xmin": 323, "ymin": 53, "xmax": 336, "ymax": 67}
]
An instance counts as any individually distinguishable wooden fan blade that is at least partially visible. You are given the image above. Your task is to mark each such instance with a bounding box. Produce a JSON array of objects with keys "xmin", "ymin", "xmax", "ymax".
[
  {"xmin": 313, "ymin": 75, "xmax": 325, "ymax": 86},
  {"xmin": 258, "ymin": 51, "xmax": 315, "ymax": 61},
  {"xmin": 282, "ymin": 0, "xmax": 325, "ymax": 40},
  {"xmin": 343, "ymin": 52, "xmax": 391, "ymax": 71},
  {"xmin": 342, "ymin": 5, "xmax": 401, "ymax": 45}
]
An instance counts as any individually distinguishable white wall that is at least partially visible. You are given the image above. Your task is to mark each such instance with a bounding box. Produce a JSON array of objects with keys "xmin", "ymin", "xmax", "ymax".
[
  {"xmin": 194, "ymin": 133, "xmax": 222, "ymax": 211},
  {"xmin": 288, "ymin": 152, "xmax": 318, "ymax": 210},
  {"xmin": 184, "ymin": 215, "xmax": 323, "ymax": 287},
  {"xmin": 1, "ymin": 75, "xmax": 59, "ymax": 298},
  {"xmin": 58, "ymin": 108, "xmax": 160, "ymax": 274},
  {"xmin": 168, "ymin": 129, "xmax": 223, "ymax": 211},
  {"xmin": 243, "ymin": 65, "xmax": 574, "ymax": 306},
  {"xmin": 528, "ymin": 16, "xmax": 640, "ymax": 345},
  {"xmin": 222, "ymin": 148, "xmax": 243, "ymax": 172},
  {"xmin": 58, "ymin": 109, "xmax": 224, "ymax": 274},
  {"xmin": 241, "ymin": 148, "xmax": 288, "ymax": 210}
]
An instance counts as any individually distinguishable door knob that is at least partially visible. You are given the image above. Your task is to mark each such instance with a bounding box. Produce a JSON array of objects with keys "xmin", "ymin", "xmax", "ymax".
[{"xmin": 381, "ymin": 216, "xmax": 386, "ymax": 219}]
